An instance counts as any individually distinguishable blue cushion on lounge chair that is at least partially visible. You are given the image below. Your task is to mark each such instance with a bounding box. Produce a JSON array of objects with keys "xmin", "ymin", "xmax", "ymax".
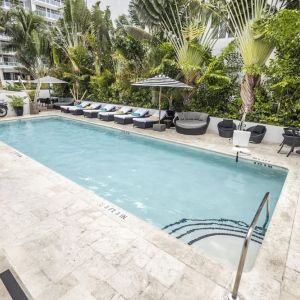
[
  {"xmin": 132, "ymin": 112, "xmax": 140, "ymax": 117},
  {"xmin": 100, "ymin": 108, "xmax": 107, "ymax": 112}
]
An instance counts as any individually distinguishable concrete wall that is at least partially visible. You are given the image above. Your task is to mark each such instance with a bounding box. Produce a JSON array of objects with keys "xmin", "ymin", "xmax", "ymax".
[
  {"xmin": 207, "ymin": 116, "xmax": 284, "ymax": 144},
  {"xmin": 0, "ymin": 91, "xmax": 30, "ymax": 117}
]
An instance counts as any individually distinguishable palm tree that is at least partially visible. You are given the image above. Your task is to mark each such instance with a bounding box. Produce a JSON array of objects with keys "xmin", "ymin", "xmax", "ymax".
[
  {"xmin": 0, "ymin": 7, "xmax": 10, "ymax": 32},
  {"xmin": 87, "ymin": 2, "xmax": 113, "ymax": 75},
  {"xmin": 200, "ymin": 0, "xmax": 286, "ymax": 125},
  {"xmin": 4, "ymin": 6, "xmax": 46, "ymax": 70},
  {"xmin": 161, "ymin": 4, "xmax": 218, "ymax": 86},
  {"xmin": 51, "ymin": 0, "xmax": 91, "ymax": 73}
]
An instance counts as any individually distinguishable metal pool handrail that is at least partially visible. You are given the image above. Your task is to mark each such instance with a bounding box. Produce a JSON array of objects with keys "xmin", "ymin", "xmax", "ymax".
[{"xmin": 228, "ymin": 192, "xmax": 270, "ymax": 300}]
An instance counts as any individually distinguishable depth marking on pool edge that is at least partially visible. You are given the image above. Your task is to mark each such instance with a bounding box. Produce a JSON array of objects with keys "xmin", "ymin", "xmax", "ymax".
[
  {"xmin": 252, "ymin": 157, "xmax": 273, "ymax": 168},
  {"xmin": 100, "ymin": 202, "xmax": 128, "ymax": 220}
]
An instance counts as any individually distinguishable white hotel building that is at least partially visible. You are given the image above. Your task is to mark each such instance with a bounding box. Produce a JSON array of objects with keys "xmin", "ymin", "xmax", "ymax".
[{"xmin": 0, "ymin": 0, "xmax": 64, "ymax": 82}]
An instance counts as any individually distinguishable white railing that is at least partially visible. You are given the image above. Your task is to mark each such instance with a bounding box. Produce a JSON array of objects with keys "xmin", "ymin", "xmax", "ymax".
[
  {"xmin": 0, "ymin": 34, "xmax": 11, "ymax": 41},
  {"xmin": 35, "ymin": 0, "xmax": 63, "ymax": 7},
  {"xmin": 0, "ymin": 61, "xmax": 19, "ymax": 66},
  {"xmin": 228, "ymin": 192, "xmax": 270, "ymax": 300}
]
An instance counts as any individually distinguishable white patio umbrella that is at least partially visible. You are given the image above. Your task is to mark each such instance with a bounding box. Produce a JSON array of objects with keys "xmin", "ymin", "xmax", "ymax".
[
  {"xmin": 31, "ymin": 76, "xmax": 67, "ymax": 84},
  {"xmin": 132, "ymin": 74, "xmax": 192, "ymax": 123},
  {"xmin": 31, "ymin": 76, "xmax": 67, "ymax": 99}
]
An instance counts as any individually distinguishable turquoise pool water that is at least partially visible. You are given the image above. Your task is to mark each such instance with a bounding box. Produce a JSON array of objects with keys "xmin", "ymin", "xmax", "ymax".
[{"xmin": 0, "ymin": 117, "xmax": 287, "ymax": 266}]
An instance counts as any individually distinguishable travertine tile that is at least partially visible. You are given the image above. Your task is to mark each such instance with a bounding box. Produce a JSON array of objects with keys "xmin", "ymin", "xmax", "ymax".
[
  {"xmin": 145, "ymin": 251, "xmax": 185, "ymax": 287},
  {"xmin": 283, "ymin": 267, "xmax": 300, "ymax": 299},
  {"xmin": 35, "ymin": 274, "xmax": 79, "ymax": 300},
  {"xmin": 161, "ymin": 267, "xmax": 225, "ymax": 300},
  {"xmin": 132, "ymin": 278, "xmax": 167, "ymax": 300},
  {"xmin": 58, "ymin": 284, "xmax": 96, "ymax": 300},
  {"xmin": 280, "ymin": 291, "xmax": 299, "ymax": 300},
  {"xmin": 106, "ymin": 263, "xmax": 150, "ymax": 299}
]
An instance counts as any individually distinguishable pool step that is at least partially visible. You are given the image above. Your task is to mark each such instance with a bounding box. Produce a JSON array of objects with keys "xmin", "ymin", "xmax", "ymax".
[{"xmin": 162, "ymin": 218, "xmax": 266, "ymax": 245}]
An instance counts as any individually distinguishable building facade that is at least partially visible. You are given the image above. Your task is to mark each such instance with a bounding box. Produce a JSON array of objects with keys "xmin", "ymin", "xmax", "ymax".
[{"xmin": 0, "ymin": 0, "xmax": 64, "ymax": 83}]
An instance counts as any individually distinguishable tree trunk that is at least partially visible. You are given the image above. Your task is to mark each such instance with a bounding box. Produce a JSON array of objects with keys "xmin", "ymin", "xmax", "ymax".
[
  {"xmin": 240, "ymin": 74, "xmax": 260, "ymax": 129},
  {"xmin": 34, "ymin": 81, "xmax": 41, "ymax": 103}
]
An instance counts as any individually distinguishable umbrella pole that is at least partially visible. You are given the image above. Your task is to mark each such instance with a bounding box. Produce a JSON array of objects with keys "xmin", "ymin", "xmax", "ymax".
[{"xmin": 158, "ymin": 86, "xmax": 162, "ymax": 124}]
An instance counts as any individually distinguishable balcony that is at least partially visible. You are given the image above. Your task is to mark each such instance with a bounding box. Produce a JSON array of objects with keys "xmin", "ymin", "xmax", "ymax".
[
  {"xmin": 35, "ymin": 0, "xmax": 63, "ymax": 8},
  {"xmin": 0, "ymin": 34, "xmax": 11, "ymax": 41},
  {"xmin": 36, "ymin": 10, "xmax": 61, "ymax": 21},
  {"xmin": 1, "ymin": 0, "xmax": 25, "ymax": 9},
  {"xmin": 0, "ymin": 48, "xmax": 16, "ymax": 55},
  {"xmin": 0, "ymin": 60, "xmax": 19, "ymax": 67}
]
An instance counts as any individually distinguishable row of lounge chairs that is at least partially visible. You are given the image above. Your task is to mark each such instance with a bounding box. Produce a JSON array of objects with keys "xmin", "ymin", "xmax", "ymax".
[
  {"xmin": 60, "ymin": 101, "xmax": 168, "ymax": 129},
  {"xmin": 59, "ymin": 101, "xmax": 212, "ymax": 134}
]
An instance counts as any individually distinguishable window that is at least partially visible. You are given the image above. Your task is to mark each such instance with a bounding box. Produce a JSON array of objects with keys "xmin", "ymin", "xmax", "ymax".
[
  {"xmin": 36, "ymin": 6, "xmax": 61, "ymax": 20},
  {"xmin": 3, "ymin": 73, "xmax": 12, "ymax": 80}
]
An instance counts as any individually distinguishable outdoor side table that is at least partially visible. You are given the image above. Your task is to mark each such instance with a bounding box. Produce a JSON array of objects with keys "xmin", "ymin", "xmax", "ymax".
[{"xmin": 164, "ymin": 119, "xmax": 172, "ymax": 129}]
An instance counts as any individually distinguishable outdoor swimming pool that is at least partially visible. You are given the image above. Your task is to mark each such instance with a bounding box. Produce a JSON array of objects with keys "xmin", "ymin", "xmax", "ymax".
[{"xmin": 0, "ymin": 117, "xmax": 287, "ymax": 268}]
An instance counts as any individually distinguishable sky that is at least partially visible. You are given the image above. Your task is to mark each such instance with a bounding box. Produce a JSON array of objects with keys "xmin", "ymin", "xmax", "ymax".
[{"xmin": 87, "ymin": 0, "xmax": 131, "ymax": 22}]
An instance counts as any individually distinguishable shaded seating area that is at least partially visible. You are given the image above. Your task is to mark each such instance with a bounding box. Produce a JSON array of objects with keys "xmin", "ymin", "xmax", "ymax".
[
  {"xmin": 218, "ymin": 119, "xmax": 237, "ymax": 138},
  {"xmin": 98, "ymin": 106, "xmax": 132, "ymax": 121},
  {"xmin": 174, "ymin": 112, "xmax": 210, "ymax": 135},
  {"xmin": 70, "ymin": 102, "xmax": 102, "ymax": 115},
  {"xmin": 247, "ymin": 125, "xmax": 267, "ymax": 144},
  {"xmin": 133, "ymin": 110, "xmax": 167, "ymax": 129},
  {"xmin": 278, "ymin": 127, "xmax": 300, "ymax": 157},
  {"xmin": 114, "ymin": 108, "xmax": 149, "ymax": 125}
]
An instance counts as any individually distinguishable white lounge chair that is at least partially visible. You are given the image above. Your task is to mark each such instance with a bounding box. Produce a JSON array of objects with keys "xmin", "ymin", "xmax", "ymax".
[
  {"xmin": 133, "ymin": 110, "xmax": 167, "ymax": 128},
  {"xmin": 98, "ymin": 106, "xmax": 132, "ymax": 121},
  {"xmin": 61, "ymin": 101, "xmax": 91, "ymax": 113},
  {"xmin": 114, "ymin": 108, "xmax": 149, "ymax": 125}
]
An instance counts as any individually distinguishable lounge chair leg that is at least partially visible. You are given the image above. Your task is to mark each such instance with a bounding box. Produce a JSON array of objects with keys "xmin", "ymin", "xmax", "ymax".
[
  {"xmin": 278, "ymin": 144, "xmax": 284, "ymax": 153},
  {"xmin": 287, "ymin": 147, "xmax": 294, "ymax": 157}
]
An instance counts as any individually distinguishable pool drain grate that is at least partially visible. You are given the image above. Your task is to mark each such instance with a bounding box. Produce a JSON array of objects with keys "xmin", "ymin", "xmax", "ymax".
[{"xmin": 0, "ymin": 269, "xmax": 28, "ymax": 300}]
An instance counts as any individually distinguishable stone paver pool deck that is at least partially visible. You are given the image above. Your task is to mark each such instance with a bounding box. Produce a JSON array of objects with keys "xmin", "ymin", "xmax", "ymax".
[{"xmin": 0, "ymin": 111, "xmax": 299, "ymax": 300}]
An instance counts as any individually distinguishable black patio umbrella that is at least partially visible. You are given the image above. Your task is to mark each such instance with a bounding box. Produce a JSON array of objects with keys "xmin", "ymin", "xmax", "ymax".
[{"xmin": 132, "ymin": 74, "xmax": 192, "ymax": 123}]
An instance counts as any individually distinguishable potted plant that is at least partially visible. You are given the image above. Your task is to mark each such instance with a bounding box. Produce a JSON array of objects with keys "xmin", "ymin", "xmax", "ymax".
[
  {"xmin": 8, "ymin": 95, "xmax": 25, "ymax": 116},
  {"xmin": 27, "ymin": 90, "xmax": 39, "ymax": 114}
]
